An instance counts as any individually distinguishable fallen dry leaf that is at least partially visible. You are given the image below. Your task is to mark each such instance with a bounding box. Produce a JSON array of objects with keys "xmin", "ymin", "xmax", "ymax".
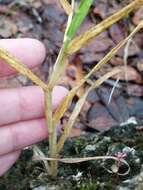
[
  {"xmin": 127, "ymin": 97, "xmax": 143, "ymax": 118},
  {"xmin": 117, "ymin": 42, "xmax": 140, "ymax": 57},
  {"xmin": 112, "ymin": 66, "xmax": 142, "ymax": 82},
  {"xmin": 109, "ymin": 23, "xmax": 126, "ymax": 44},
  {"xmin": 69, "ymin": 128, "xmax": 82, "ymax": 138},
  {"xmin": 137, "ymin": 58, "xmax": 143, "ymax": 72},
  {"xmin": 87, "ymin": 89, "xmax": 100, "ymax": 104},
  {"xmin": 132, "ymin": 6, "xmax": 143, "ymax": 25},
  {"xmin": 0, "ymin": 76, "xmax": 21, "ymax": 89},
  {"xmin": 97, "ymin": 87, "xmax": 129, "ymax": 123},
  {"xmin": 81, "ymin": 32, "xmax": 114, "ymax": 53},
  {"xmin": 93, "ymin": 1, "xmax": 109, "ymax": 19},
  {"xmin": 16, "ymin": 13, "xmax": 34, "ymax": 33},
  {"xmin": 80, "ymin": 52, "xmax": 105, "ymax": 63},
  {"xmin": 126, "ymin": 84, "xmax": 143, "ymax": 96},
  {"xmin": 87, "ymin": 102, "xmax": 117, "ymax": 131},
  {"xmin": 110, "ymin": 56, "xmax": 124, "ymax": 65},
  {"xmin": 0, "ymin": 18, "xmax": 18, "ymax": 38}
]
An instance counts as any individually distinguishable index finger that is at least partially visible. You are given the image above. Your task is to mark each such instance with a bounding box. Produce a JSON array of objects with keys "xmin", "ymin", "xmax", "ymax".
[{"xmin": 0, "ymin": 38, "xmax": 46, "ymax": 77}]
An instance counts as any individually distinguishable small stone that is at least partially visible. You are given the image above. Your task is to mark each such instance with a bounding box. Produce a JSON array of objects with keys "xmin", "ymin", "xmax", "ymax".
[
  {"xmin": 111, "ymin": 164, "xmax": 119, "ymax": 173},
  {"xmin": 85, "ymin": 144, "xmax": 96, "ymax": 151},
  {"xmin": 112, "ymin": 66, "xmax": 142, "ymax": 82}
]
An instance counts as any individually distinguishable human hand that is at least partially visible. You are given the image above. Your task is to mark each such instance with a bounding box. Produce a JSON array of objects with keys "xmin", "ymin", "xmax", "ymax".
[{"xmin": 0, "ymin": 38, "xmax": 68, "ymax": 176}]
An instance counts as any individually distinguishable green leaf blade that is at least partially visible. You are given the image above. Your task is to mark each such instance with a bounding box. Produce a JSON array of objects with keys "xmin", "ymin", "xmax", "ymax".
[{"xmin": 66, "ymin": 0, "xmax": 93, "ymax": 40}]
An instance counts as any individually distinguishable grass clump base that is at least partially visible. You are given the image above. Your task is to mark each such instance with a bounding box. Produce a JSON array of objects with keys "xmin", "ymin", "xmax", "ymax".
[{"xmin": 1, "ymin": 123, "xmax": 143, "ymax": 190}]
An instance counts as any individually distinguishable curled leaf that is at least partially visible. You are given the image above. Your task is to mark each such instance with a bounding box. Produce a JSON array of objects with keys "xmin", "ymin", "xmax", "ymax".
[{"xmin": 33, "ymin": 155, "xmax": 130, "ymax": 176}]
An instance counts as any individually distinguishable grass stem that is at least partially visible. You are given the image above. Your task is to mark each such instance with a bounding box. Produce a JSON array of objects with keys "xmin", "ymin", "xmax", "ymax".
[{"xmin": 45, "ymin": 89, "xmax": 58, "ymax": 177}]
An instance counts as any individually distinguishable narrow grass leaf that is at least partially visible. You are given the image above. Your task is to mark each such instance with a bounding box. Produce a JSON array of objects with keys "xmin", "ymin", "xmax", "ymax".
[
  {"xmin": 48, "ymin": 0, "xmax": 93, "ymax": 88},
  {"xmin": 48, "ymin": 0, "xmax": 73, "ymax": 88},
  {"xmin": 57, "ymin": 69, "xmax": 120, "ymax": 152},
  {"xmin": 68, "ymin": 0, "xmax": 143, "ymax": 54},
  {"xmin": 60, "ymin": 0, "xmax": 72, "ymax": 15},
  {"xmin": 0, "ymin": 48, "xmax": 47, "ymax": 90},
  {"xmin": 53, "ymin": 86, "xmax": 77, "ymax": 126},
  {"xmin": 33, "ymin": 145, "xmax": 51, "ymax": 175},
  {"xmin": 66, "ymin": 0, "xmax": 93, "ymax": 40}
]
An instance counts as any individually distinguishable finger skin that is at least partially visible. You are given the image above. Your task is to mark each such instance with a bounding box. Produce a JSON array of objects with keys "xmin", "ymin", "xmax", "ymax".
[
  {"xmin": 0, "ymin": 38, "xmax": 46, "ymax": 77},
  {"xmin": 0, "ymin": 151, "xmax": 21, "ymax": 176},
  {"xmin": 0, "ymin": 85, "xmax": 68, "ymax": 125},
  {"xmin": 0, "ymin": 119, "xmax": 48, "ymax": 155}
]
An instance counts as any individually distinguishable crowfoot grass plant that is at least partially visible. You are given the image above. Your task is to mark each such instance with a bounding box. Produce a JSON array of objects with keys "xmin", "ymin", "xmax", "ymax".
[{"xmin": 0, "ymin": 0, "xmax": 143, "ymax": 177}]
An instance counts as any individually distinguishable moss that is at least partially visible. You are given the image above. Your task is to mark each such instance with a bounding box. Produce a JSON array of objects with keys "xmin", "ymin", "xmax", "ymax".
[{"xmin": 0, "ymin": 124, "xmax": 143, "ymax": 190}]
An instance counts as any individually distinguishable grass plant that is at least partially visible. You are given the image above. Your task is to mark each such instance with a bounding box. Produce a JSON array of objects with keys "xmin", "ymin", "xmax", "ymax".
[{"xmin": 0, "ymin": 0, "xmax": 143, "ymax": 177}]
